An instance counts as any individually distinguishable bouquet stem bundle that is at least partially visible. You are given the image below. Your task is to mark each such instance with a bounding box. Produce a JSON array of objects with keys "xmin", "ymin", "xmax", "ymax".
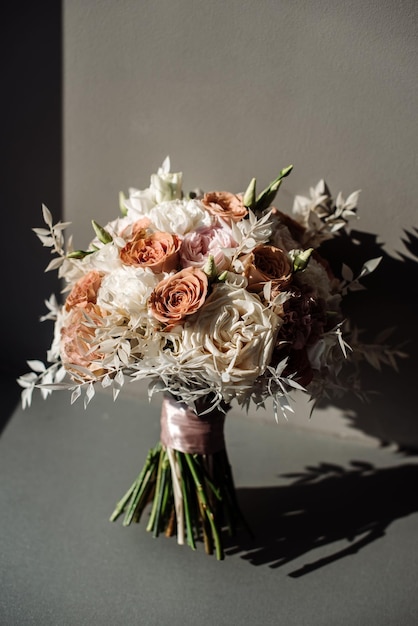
[{"xmin": 110, "ymin": 396, "xmax": 250, "ymax": 559}]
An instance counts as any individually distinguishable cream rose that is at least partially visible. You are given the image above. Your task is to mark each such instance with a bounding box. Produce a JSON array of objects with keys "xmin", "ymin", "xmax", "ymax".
[
  {"xmin": 149, "ymin": 267, "xmax": 209, "ymax": 330},
  {"xmin": 181, "ymin": 284, "xmax": 280, "ymax": 386}
]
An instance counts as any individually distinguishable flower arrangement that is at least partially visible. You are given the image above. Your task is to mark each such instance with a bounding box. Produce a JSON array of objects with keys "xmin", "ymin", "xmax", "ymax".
[{"xmin": 19, "ymin": 157, "xmax": 398, "ymax": 559}]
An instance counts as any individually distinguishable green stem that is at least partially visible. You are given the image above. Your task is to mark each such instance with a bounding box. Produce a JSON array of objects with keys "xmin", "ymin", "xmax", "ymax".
[
  {"xmin": 146, "ymin": 448, "xmax": 165, "ymax": 533},
  {"xmin": 152, "ymin": 454, "xmax": 170, "ymax": 537},
  {"xmin": 184, "ymin": 453, "xmax": 224, "ymax": 561},
  {"xmin": 123, "ymin": 443, "xmax": 160, "ymax": 526},
  {"xmin": 177, "ymin": 452, "xmax": 196, "ymax": 551}
]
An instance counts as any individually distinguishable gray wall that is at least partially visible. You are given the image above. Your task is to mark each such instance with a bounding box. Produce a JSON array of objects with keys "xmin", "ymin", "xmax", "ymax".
[{"xmin": 60, "ymin": 1, "xmax": 417, "ymax": 446}]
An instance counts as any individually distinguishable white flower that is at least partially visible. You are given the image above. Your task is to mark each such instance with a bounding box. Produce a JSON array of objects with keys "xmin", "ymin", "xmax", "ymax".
[
  {"xmin": 85, "ymin": 242, "xmax": 123, "ymax": 274},
  {"xmin": 97, "ymin": 265, "xmax": 159, "ymax": 328},
  {"xmin": 148, "ymin": 199, "xmax": 213, "ymax": 235},
  {"xmin": 151, "ymin": 156, "xmax": 182, "ymax": 204},
  {"xmin": 124, "ymin": 157, "xmax": 183, "ymax": 220},
  {"xmin": 181, "ymin": 284, "xmax": 281, "ymax": 397}
]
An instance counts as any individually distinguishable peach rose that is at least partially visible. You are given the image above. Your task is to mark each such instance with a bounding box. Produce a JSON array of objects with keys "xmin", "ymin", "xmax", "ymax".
[
  {"xmin": 241, "ymin": 245, "xmax": 293, "ymax": 294},
  {"xmin": 120, "ymin": 230, "xmax": 181, "ymax": 274},
  {"xmin": 149, "ymin": 267, "xmax": 208, "ymax": 330},
  {"xmin": 202, "ymin": 191, "xmax": 247, "ymax": 222},
  {"xmin": 60, "ymin": 303, "xmax": 106, "ymax": 379},
  {"xmin": 120, "ymin": 217, "xmax": 152, "ymax": 240},
  {"xmin": 65, "ymin": 270, "xmax": 102, "ymax": 312}
]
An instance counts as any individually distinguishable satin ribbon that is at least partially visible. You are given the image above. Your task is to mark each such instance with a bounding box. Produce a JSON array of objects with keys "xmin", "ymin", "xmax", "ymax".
[{"xmin": 160, "ymin": 393, "xmax": 226, "ymax": 455}]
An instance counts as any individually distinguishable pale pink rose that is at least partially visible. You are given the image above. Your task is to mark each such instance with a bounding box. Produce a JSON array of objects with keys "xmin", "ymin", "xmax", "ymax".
[
  {"xmin": 120, "ymin": 230, "xmax": 181, "ymax": 274},
  {"xmin": 180, "ymin": 225, "xmax": 237, "ymax": 271},
  {"xmin": 202, "ymin": 191, "xmax": 247, "ymax": 223},
  {"xmin": 65, "ymin": 270, "xmax": 102, "ymax": 312},
  {"xmin": 60, "ymin": 303, "xmax": 107, "ymax": 379},
  {"xmin": 149, "ymin": 267, "xmax": 208, "ymax": 330}
]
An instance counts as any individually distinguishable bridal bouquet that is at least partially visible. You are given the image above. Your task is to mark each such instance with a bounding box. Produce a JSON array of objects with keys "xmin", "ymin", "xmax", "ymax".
[{"xmin": 19, "ymin": 157, "xmax": 396, "ymax": 559}]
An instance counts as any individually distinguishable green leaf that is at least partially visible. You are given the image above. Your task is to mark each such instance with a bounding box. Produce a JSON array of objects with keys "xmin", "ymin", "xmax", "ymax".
[
  {"xmin": 92, "ymin": 220, "xmax": 113, "ymax": 244},
  {"xmin": 119, "ymin": 191, "xmax": 128, "ymax": 216},
  {"xmin": 242, "ymin": 177, "xmax": 256, "ymax": 209},
  {"xmin": 254, "ymin": 164, "xmax": 293, "ymax": 213},
  {"xmin": 67, "ymin": 249, "xmax": 95, "ymax": 259}
]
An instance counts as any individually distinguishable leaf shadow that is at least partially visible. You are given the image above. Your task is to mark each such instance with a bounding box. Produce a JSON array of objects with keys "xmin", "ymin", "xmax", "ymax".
[
  {"xmin": 313, "ymin": 227, "xmax": 418, "ymax": 450},
  {"xmin": 225, "ymin": 461, "xmax": 418, "ymax": 576}
]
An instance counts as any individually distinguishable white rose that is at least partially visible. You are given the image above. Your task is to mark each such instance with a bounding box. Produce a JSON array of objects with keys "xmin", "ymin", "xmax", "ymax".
[
  {"xmin": 181, "ymin": 284, "xmax": 280, "ymax": 390},
  {"xmin": 148, "ymin": 199, "xmax": 213, "ymax": 235},
  {"xmin": 97, "ymin": 265, "xmax": 159, "ymax": 328}
]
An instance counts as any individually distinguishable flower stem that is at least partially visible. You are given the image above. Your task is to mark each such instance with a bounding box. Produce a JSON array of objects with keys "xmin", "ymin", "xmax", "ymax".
[{"xmin": 184, "ymin": 453, "xmax": 224, "ymax": 561}]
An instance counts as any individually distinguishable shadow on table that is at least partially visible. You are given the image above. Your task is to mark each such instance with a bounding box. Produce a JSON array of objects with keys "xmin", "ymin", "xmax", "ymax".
[{"xmin": 226, "ymin": 461, "xmax": 418, "ymax": 575}]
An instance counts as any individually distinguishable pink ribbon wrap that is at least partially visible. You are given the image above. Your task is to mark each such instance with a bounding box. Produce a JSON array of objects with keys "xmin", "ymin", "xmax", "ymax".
[{"xmin": 160, "ymin": 394, "xmax": 226, "ymax": 455}]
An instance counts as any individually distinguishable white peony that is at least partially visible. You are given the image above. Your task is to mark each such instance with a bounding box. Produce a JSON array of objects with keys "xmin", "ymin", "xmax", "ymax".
[
  {"xmin": 97, "ymin": 265, "xmax": 159, "ymax": 328},
  {"xmin": 148, "ymin": 199, "xmax": 213, "ymax": 236}
]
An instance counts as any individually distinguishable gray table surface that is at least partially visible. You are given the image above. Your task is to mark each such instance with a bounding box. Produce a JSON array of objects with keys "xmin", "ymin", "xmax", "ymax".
[{"xmin": 1, "ymin": 381, "xmax": 418, "ymax": 625}]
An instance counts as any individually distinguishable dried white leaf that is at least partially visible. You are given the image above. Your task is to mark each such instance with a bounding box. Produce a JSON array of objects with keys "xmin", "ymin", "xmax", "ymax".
[
  {"xmin": 42, "ymin": 204, "xmax": 53, "ymax": 227},
  {"xmin": 359, "ymin": 256, "xmax": 382, "ymax": 277},
  {"xmin": 45, "ymin": 257, "xmax": 64, "ymax": 272},
  {"xmin": 21, "ymin": 387, "xmax": 34, "ymax": 409},
  {"xmin": 37, "ymin": 235, "xmax": 55, "ymax": 247},
  {"xmin": 71, "ymin": 386, "xmax": 81, "ymax": 404},
  {"xmin": 32, "ymin": 227, "xmax": 51, "ymax": 236},
  {"xmin": 52, "ymin": 221, "xmax": 72, "ymax": 231},
  {"xmin": 27, "ymin": 359, "xmax": 46, "ymax": 373}
]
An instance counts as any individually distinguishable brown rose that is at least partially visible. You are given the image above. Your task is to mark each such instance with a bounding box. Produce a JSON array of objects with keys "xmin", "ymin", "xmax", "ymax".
[
  {"xmin": 65, "ymin": 270, "xmax": 102, "ymax": 312},
  {"xmin": 60, "ymin": 303, "xmax": 107, "ymax": 379},
  {"xmin": 120, "ymin": 230, "xmax": 181, "ymax": 273},
  {"xmin": 149, "ymin": 267, "xmax": 208, "ymax": 329},
  {"xmin": 241, "ymin": 244, "xmax": 293, "ymax": 294},
  {"xmin": 202, "ymin": 191, "xmax": 247, "ymax": 222}
]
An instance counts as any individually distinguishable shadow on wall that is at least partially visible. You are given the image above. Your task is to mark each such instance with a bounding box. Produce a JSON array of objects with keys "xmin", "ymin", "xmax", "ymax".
[
  {"xmin": 316, "ymin": 227, "xmax": 418, "ymax": 451},
  {"xmin": 228, "ymin": 461, "xmax": 418, "ymax": 574}
]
